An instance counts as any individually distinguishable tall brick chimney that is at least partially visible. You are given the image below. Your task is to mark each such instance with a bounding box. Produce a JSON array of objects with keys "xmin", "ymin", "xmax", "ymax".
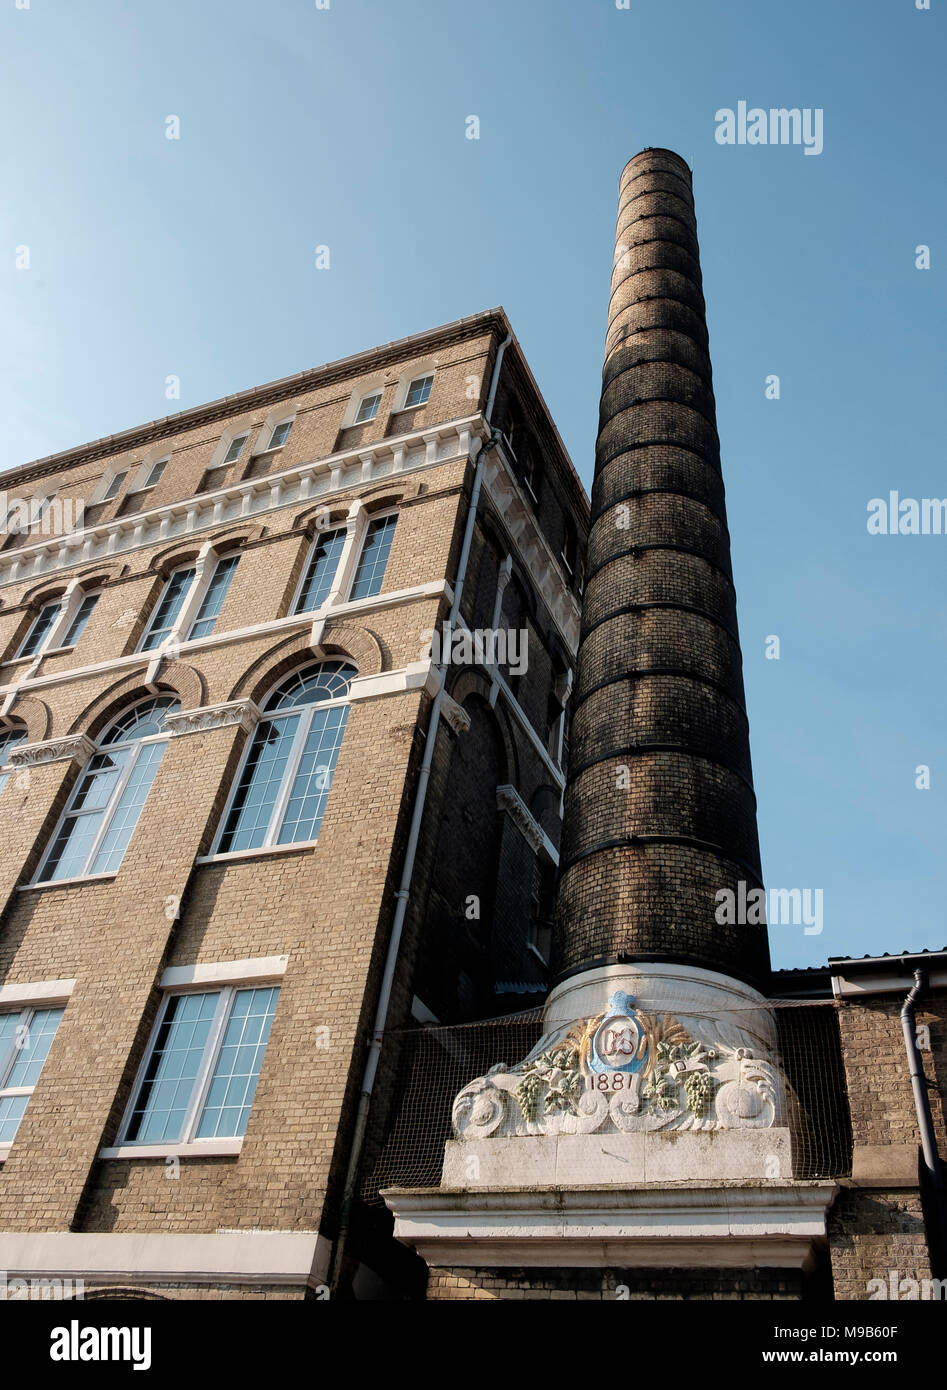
[{"xmin": 553, "ymin": 148, "xmax": 771, "ymax": 993}]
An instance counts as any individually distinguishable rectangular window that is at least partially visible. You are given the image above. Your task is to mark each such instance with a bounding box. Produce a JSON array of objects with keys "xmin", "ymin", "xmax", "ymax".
[
  {"xmin": 16, "ymin": 600, "xmax": 61, "ymax": 659},
  {"xmin": 349, "ymin": 515, "xmax": 397, "ymax": 601},
  {"xmin": 102, "ymin": 471, "xmax": 128, "ymax": 503},
  {"xmin": 142, "ymin": 459, "xmax": 168, "ymax": 490},
  {"xmin": 293, "ymin": 528, "xmax": 346, "ymax": 614},
  {"xmin": 354, "ymin": 392, "xmax": 381, "ymax": 424},
  {"xmin": 268, "ymin": 421, "xmax": 292, "ymax": 450},
  {"xmin": 222, "ymin": 434, "xmax": 248, "ymax": 466},
  {"xmin": 187, "ymin": 556, "xmax": 239, "ymax": 641},
  {"xmin": 123, "ymin": 985, "xmax": 279, "ymax": 1145},
  {"xmin": 0, "ymin": 728, "xmax": 26, "ymax": 798},
  {"xmin": 139, "ymin": 568, "xmax": 196, "ymax": 651},
  {"xmin": 0, "ymin": 1005, "xmax": 65, "ymax": 1146},
  {"xmin": 60, "ymin": 592, "xmax": 99, "ymax": 648},
  {"xmin": 403, "ymin": 374, "xmax": 433, "ymax": 408}
]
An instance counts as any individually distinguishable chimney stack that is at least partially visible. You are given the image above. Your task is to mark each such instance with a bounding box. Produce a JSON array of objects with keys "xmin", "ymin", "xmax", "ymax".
[{"xmin": 553, "ymin": 148, "xmax": 770, "ymax": 992}]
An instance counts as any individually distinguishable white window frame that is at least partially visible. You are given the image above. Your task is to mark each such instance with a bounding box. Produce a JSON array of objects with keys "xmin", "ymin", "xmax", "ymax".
[
  {"xmin": 136, "ymin": 564, "xmax": 198, "ymax": 653},
  {"xmin": 131, "ymin": 456, "xmax": 170, "ymax": 494},
  {"xmin": 0, "ymin": 724, "xmax": 27, "ymax": 797},
  {"xmin": 391, "ymin": 364, "xmax": 436, "ymax": 414},
  {"xmin": 206, "ymin": 668, "xmax": 354, "ymax": 861},
  {"xmin": 57, "ymin": 587, "xmax": 101, "ymax": 650},
  {"xmin": 101, "ymin": 470, "xmax": 128, "ymax": 503},
  {"xmin": 289, "ymin": 523, "xmax": 349, "ymax": 616},
  {"xmin": 346, "ymin": 508, "xmax": 399, "ymax": 602},
  {"xmin": 340, "ymin": 381, "xmax": 386, "ymax": 430},
  {"xmin": 184, "ymin": 552, "xmax": 239, "ymax": 642},
  {"xmin": 262, "ymin": 418, "xmax": 294, "ymax": 453},
  {"xmin": 105, "ymin": 967, "xmax": 284, "ymax": 1158},
  {"xmin": 31, "ymin": 700, "xmax": 176, "ymax": 886},
  {"xmin": 221, "ymin": 433, "xmax": 249, "ymax": 466},
  {"xmin": 353, "ymin": 391, "xmax": 382, "ymax": 425},
  {"xmin": 14, "ymin": 597, "xmax": 64, "ymax": 660},
  {"xmin": 400, "ymin": 373, "xmax": 434, "ymax": 410},
  {"xmin": 0, "ymin": 989, "xmax": 72, "ymax": 1160}
]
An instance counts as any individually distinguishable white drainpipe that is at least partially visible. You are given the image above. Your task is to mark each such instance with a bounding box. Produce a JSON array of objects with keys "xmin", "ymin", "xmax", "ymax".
[{"xmin": 329, "ymin": 331, "xmax": 512, "ymax": 1290}]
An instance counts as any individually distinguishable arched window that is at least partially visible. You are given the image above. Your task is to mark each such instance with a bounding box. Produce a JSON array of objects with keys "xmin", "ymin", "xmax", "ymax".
[
  {"xmin": 215, "ymin": 662, "xmax": 355, "ymax": 855},
  {"xmin": 35, "ymin": 696, "xmax": 180, "ymax": 883},
  {"xmin": 0, "ymin": 724, "xmax": 27, "ymax": 797}
]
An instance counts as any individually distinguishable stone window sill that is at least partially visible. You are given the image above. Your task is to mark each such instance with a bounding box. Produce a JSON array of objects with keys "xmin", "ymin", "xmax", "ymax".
[
  {"xmin": 19, "ymin": 873, "xmax": 117, "ymax": 893},
  {"xmin": 196, "ymin": 841, "xmax": 318, "ymax": 866},
  {"xmin": 99, "ymin": 1139, "xmax": 243, "ymax": 1161}
]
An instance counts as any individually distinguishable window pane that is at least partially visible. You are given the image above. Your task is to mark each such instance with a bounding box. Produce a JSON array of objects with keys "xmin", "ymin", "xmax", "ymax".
[
  {"xmin": 126, "ymin": 992, "xmax": 219, "ymax": 1144},
  {"xmin": 61, "ymin": 593, "xmax": 98, "ymax": 647},
  {"xmin": 196, "ymin": 987, "xmax": 279, "ymax": 1139},
  {"xmin": 5, "ymin": 1007, "xmax": 64, "ymax": 1088},
  {"xmin": 269, "ymin": 421, "xmax": 292, "ymax": 449},
  {"xmin": 218, "ymin": 715, "xmax": 301, "ymax": 853},
  {"xmin": 188, "ymin": 556, "xmax": 239, "ymax": 640},
  {"xmin": 140, "ymin": 568, "xmax": 195, "ymax": 650},
  {"xmin": 0, "ymin": 1006, "xmax": 64, "ymax": 1144},
  {"xmin": 18, "ymin": 601, "xmax": 60, "ymax": 658},
  {"xmin": 349, "ymin": 516, "xmax": 397, "ymax": 600},
  {"xmin": 293, "ymin": 529, "xmax": 346, "ymax": 614},
  {"xmin": 404, "ymin": 375, "xmax": 433, "ymax": 407},
  {"xmin": 102, "ymin": 472, "xmax": 127, "ymax": 502},
  {"xmin": 90, "ymin": 740, "xmax": 168, "ymax": 875},
  {"xmin": 144, "ymin": 459, "xmax": 168, "ymax": 489},
  {"xmin": 354, "ymin": 393, "xmax": 381, "ymax": 424},
  {"xmin": 276, "ymin": 706, "xmax": 349, "ymax": 845},
  {"xmin": 0, "ymin": 727, "xmax": 26, "ymax": 798},
  {"xmin": 223, "ymin": 435, "xmax": 247, "ymax": 465},
  {"xmin": 265, "ymin": 661, "xmax": 355, "ymax": 710},
  {"xmin": 40, "ymin": 751, "xmax": 130, "ymax": 882}
]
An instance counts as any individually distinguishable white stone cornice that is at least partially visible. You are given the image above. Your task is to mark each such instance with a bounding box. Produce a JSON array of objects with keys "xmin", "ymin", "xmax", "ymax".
[
  {"xmin": 481, "ymin": 446, "xmax": 581, "ymax": 653},
  {"xmin": 165, "ymin": 700, "xmax": 261, "ymax": 738},
  {"xmin": 348, "ymin": 661, "xmax": 439, "ymax": 703},
  {"xmin": 383, "ymin": 1182, "xmax": 839, "ymax": 1270},
  {"xmin": 0, "ymin": 416, "xmax": 486, "ymax": 593},
  {"xmin": 496, "ymin": 783, "xmax": 557, "ymax": 861},
  {"xmin": 9, "ymin": 733, "xmax": 97, "ymax": 769}
]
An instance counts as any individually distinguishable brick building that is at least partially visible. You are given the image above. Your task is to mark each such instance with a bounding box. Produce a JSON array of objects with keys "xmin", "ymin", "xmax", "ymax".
[
  {"xmin": 0, "ymin": 152, "xmax": 944, "ymax": 1305},
  {"xmin": 0, "ymin": 308, "xmax": 588, "ymax": 1298}
]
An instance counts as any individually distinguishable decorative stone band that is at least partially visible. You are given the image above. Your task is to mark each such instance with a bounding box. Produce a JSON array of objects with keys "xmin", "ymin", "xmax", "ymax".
[
  {"xmin": 0, "ymin": 417, "xmax": 484, "ymax": 592},
  {"xmin": 496, "ymin": 784, "xmax": 550, "ymax": 859},
  {"xmin": 450, "ymin": 964, "xmax": 787, "ymax": 1141},
  {"xmin": 9, "ymin": 733, "xmax": 97, "ymax": 769},
  {"xmin": 165, "ymin": 700, "xmax": 262, "ymax": 738}
]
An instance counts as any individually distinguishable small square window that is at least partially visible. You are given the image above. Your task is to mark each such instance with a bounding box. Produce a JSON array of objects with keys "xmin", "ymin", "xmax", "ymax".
[
  {"xmin": 222, "ymin": 435, "xmax": 248, "ymax": 466},
  {"xmin": 403, "ymin": 375, "xmax": 433, "ymax": 409},
  {"xmin": 142, "ymin": 459, "xmax": 168, "ymax": 490},
  {"xmin": 268, "ymin": 421, "xmax": 293, "ymax": 450},
  {"xmin": 354, "ymin": 392, "xmax": 381, "ymax": 425},
  {"xmin": 16, "ymin": 599, "xmax": 61, "ymax": 659},
  {"xmin": 102, "ymin": 472, "xmax": 128, "ymax": 503}
]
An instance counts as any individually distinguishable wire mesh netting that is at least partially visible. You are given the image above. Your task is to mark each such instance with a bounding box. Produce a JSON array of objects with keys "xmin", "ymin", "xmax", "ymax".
[{"xmin": 360, "ymin": 999, "xmax": 852, "ymax": 1204}]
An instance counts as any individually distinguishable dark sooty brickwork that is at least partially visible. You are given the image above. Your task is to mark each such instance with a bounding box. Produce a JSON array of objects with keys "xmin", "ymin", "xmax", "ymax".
[{"xmin": 553, "ymin": 149, "xmax": 770, "ymax": 990}]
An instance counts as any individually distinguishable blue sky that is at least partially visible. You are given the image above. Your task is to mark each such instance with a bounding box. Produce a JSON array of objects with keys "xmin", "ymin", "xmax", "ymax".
[{"xmin": 1, "ymin": 0, "xmax": 944, "ymax": 969}]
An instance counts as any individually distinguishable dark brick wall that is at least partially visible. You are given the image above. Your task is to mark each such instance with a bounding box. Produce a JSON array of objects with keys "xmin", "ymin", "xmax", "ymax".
[{"xmin": 553, "ymin": 148, "xmax": 769, "ymax": 989}]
